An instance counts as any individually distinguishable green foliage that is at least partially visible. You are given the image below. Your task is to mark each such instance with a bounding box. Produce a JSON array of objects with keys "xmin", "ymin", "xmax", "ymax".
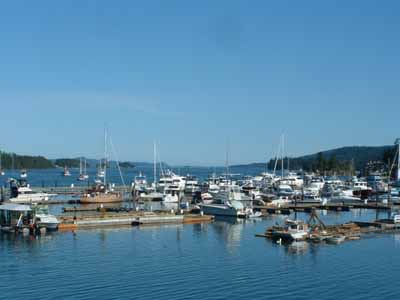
[
  {"xmin": 0, "ymin": 151, "xmax": 54, "ymax": 169},
  {"xmin": 54, "ymin": 159, "xmax": 81, "ymax": 168},
  {"xmin": 119, "ymin": 162, "xmax": 135, "ymax": 168}
]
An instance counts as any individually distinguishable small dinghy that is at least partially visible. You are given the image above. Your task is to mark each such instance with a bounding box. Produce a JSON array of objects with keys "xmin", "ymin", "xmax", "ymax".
[{"xmin": 325, "ymin": 235, "xmax": 346, "ymax": 244}]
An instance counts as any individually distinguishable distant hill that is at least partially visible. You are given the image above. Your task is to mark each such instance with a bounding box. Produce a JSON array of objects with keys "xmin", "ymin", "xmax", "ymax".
[
  {"xmin": 298, "ymin": 146, "xmax": 394, "ymax": 169},
  {"xmin": 232, "ymin": 145, "xmax": 396, "ymax": 172},
  {"xmin": 0, "ymin": 151, "xmax": 54, "ymax": 169}
]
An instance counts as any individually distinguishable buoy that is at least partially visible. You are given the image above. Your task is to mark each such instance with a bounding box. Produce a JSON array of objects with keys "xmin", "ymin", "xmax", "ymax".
[
  {"xmin": 277, "ymin": 238, "xmax": 282, "ymax": 245},
  {"xmin": 200, "ymin": 211, "xmax": 204, "ymax": 216}
]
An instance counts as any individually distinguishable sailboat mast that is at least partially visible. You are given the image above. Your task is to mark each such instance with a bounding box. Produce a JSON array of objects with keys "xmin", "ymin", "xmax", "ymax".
[
  {"xmin": 281, "ymin": 134, "xmax": 284, "ymax": 179},
  {"xmin": 396, "ymin": 138, "xmax": 400, "ymax": 181},
  {"xmin": 225, "ymin": 141, "xmax": 230, "ymax": 179},
  {"xmin": 104, "ymin": 127, "xmax": 107, "ymax": 187},
  {"xmin": 153, "ymin": 141, "xmax": 157, "ymax": 188}
]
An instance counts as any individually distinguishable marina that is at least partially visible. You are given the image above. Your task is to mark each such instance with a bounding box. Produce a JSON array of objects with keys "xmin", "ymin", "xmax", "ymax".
[{"xmin": 2, "ymin": 2, "xmax": 400, "ymax": 299}]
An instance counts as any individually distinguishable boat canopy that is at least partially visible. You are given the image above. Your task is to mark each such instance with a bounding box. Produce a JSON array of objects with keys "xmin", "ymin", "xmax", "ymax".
[{"xmin": 0, "ymin": 203, "xmax": 31, "ymax": 211}]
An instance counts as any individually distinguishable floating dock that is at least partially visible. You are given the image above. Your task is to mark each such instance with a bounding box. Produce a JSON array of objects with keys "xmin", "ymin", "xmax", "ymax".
[{"xmin": 58, "ymin": 211, "xmax": 214, "ymax": 230}]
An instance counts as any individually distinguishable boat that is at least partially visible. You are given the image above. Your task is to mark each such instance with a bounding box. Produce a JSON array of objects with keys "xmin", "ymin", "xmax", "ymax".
[
  {"xmin": 184, "ymin": 175, "xmax": 200, "ymax": 193},
  {"xmin": 0, "ymin": 203, "xmax": 32, "ymax": 232},
  {"xmin": 62, "ymin": 166, "xmax": 71, "ymax": 177},
  {"xmin": 201, "ymin": 192, "xmax": 214, "ymax": 204},
  {"xmin": 325, "ymin": 235, "xmax": 346, "ymax": 244},
  {"xmin": 32, "ymin": 205, "xmax": 59, "ymax": 230},
  {"xmin": 0, "ymin": 152, "xmax": 5, "ymax": 176},
  {"xmin": 163, "ymin": 184, "xmax": 181, "ymax": 203},
  {"xmin": 8, "ymin": 178, "xmax": 56, "ymax": 204},
  {"xmin": 200, "ymin": 200, "xmax": 246, "ymax": 218},
  {"xmin": 77, "ymin": 157, "xmax": 89, "ymax": 181},
  {"xmin": 328, "ymin": 191, "xmax": 365, "ymax": 204},
  {"xmin": 80, "ymin": 129, "xmax": 122, "ymax": 204},
  {"xmin": 20, "ymin": 169, "xmax": 27, "ymax": 178},
  {"xmin": 133, "ymin": 172, "xmax": 147, "ymax": 193},
  {"xmin": 269, "ymin": 219, "xmax": 309, "ymax": 242}
]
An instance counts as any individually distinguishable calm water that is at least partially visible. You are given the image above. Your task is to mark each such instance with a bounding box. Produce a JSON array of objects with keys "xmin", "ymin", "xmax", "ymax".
[
  {"xmin": 1, "ymin": 210, "xmax": 400, "ymax": 300},
  {"xmin": 1, "ymin": 169, "xmax": 400, "ymax": 299},
  {"xmin": 0, "ymin": 165, "xmax": 267, "ymax": 188}
]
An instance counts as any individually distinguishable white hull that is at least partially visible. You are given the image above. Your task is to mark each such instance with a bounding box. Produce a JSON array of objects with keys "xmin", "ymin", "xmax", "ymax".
[
  {"xmin": 200, "ymin": 204, "xmax": 245, "ymax": 217},
  {"xmin": 8, "ymin": 193, "xmax": 56, "ymax": 204}
]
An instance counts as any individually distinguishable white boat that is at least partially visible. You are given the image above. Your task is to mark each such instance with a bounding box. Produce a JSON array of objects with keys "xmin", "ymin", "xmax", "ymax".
[
  {"xmin": 33, "ymin": 205, "xmax": 59, "ymax": 230},
  {"xmin": 325, "ymin": 235, "xmax": 346, "ymax": 244},
  {"xmin": 77, "ymin": 157, "xmax": 89, "ymax": 181},
  {"xmin": 163, "ymin": 184, "xmax": 181, "ymax": 203},
  {"xmin": 133, "ymin": 172, "xmax": 147, "ymax": 192},
  {"xmin": 184, "ymin": 175, "xmax": 200, "ymax": 193},
  {"xmin": 271, "ymin": 219, "xmax": 309, "ymax": 241},
  {"xmin": 201, "ymin": 192, "xmax": 214, "ymax": 204},
  {"xmin": 62, "ymin": 166, "xmax": 71, "ymax": 177},
  {"xmin": 8, "ymin": 179, "xmax": 56, "ymax": 204},
  {"xmin": 277, "ymin": 184, "xmax": 294, "ymax": 197},
  {"xmin": 328, "ymin": 191, "xmax": 365, "ymax": 204},
  {"xmin": 0, "ymin": 152, "xmax": 5, "ymax": 176},
  {"xmin": 200, "ymin": 200, "xmax": 246, "ymax": 218},
  {"xmin": 20, "ymin": 169, "xmax": 27, "ymax": 178}
]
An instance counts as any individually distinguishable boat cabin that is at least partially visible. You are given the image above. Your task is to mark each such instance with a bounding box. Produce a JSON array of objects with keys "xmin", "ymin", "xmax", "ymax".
[{"xmin": 0, "ymin": 203, "xmax": 32, "ymax": 228}]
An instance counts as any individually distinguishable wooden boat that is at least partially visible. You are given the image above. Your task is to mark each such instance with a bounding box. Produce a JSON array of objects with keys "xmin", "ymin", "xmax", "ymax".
[
  {"xmin": 80, "ymin": 128, "xmax": 122, "ymax": 204},
  {"xmin": 80, "ymin": 184, "xmax": 122, "ymax": 204}
]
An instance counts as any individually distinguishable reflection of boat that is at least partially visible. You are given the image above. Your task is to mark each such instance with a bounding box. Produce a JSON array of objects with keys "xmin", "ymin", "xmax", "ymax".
[
  {"xmin": 200, "ymin": 200, "xmax": 246, "ymax": 218},
  {"xmin": 8, "ymin": 178, "xmax": 56, "ymax": 204}
]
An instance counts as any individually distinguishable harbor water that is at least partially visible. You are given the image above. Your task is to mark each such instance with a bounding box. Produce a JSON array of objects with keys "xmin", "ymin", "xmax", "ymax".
[
  {"xmin": 1, "ymin": 168, "xmax": 400, "ymax": 299},
  {"xmin": 1, "ymin": 209, "xmax": 400, "ymax": 300}
]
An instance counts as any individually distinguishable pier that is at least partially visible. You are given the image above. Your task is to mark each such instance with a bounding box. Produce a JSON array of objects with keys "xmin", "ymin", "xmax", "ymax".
[{"xmin": 58, "ymin": 211, "xmax": 214, "ymax": 230}]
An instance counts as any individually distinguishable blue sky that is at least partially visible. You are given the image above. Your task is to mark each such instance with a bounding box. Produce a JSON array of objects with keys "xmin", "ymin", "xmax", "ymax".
[{"xmin": 0, "ymin": 0, "xmax": 399, "ymax": 165}]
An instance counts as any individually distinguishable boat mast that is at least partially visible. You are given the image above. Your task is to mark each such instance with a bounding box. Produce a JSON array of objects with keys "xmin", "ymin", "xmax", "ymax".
[
  {"xmin": 153, "ymin": 140, "xmax": 157, "ymax": 188},
  {"xmin": 225, "ymin": 140, "xmax": 230, "ymax": 180},
  {"xmin": 281, "ymin": 134, "xmax": 284, "ymax": 179},
  {"xmin": 396, "ymin": 138, "xmax": 400, "ymax": 181},
  {"xmin": 104, "ymin": 127, "xmax": 108, "ymax": 187}
]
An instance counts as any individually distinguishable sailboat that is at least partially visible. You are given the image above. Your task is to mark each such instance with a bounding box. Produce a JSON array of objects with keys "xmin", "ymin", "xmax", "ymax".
[
  {"xmin": 97, "ymin": 159, "xmax": 105, "ymax": 178},
  {"xmin": 77, "ymin": 157, "xmax": 89, "ymax": 181},
  {"xmin": 0, "ymin": 152, "xmax": 4, "ymax": 176},
  {"xmin": 62, "ymin": 166, "xmax": 71, "ymax": 177},
  {"xmin": 80, "ymin": 129, "xmax": 122, "ymax": 204},
  {"xmin": 139, "ymin": 141, "xmax": 164, "ymax": 201}
]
